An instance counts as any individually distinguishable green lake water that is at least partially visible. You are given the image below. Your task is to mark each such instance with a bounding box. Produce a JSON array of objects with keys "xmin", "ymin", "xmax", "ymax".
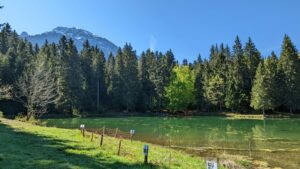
[{"xmin": 41, "ymin": 117, "xmax": 300, "ymax": 168}]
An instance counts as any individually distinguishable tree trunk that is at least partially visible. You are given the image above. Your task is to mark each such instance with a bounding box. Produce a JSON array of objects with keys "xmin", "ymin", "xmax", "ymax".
[{"xmin": 97, "ymin": 79, "xmax": 100, "ymax": 112}]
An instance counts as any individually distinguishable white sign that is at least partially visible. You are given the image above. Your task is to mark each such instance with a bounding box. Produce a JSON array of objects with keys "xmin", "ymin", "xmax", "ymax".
[
  {"xmin": 206, "ymin": 160, "xmax": 218, "ymax": 169},
  {"xmin": 80, "ymin": 124, "xmax": 85, "ymax": 129},
  {"xmin": 144, "ymin": 145, "xmax": 149, "ymax": 155},
  {"xmin": 130, "ymin": 129, "xmax": 135, "ymax": 135}
]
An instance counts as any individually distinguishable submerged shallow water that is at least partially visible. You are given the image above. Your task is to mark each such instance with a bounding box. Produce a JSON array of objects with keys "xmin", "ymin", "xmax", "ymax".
[{"xmin": 41, "ymin": 116, "xmax": 300, "ymax": 168}]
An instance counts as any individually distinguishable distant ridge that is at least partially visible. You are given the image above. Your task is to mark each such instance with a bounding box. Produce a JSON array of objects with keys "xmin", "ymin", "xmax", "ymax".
[{"xmin": 20, "ymin": 27, "xmax": 118, "ymax": 57}]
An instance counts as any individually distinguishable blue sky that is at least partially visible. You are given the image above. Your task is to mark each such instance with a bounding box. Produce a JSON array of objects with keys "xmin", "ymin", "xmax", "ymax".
[{"xmin": 1, "ymin": 0, "xmax": 300, "ymax": 61}]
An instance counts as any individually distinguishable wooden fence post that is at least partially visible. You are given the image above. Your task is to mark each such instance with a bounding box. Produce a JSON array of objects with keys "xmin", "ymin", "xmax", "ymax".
[
  {"xmin": 91, "ymin": 131, "xmax": 94, "ymax": 142},
  {"xmin": 117, "ymin": 139, "xmax": 122, "ymax": 155},
  {"xmin": 115, "ymin": 128, "xmax": 118, "ymax": 138},
  {"xmin": 100, "ymin": 134, "xmax": 104, "ymax": 146},
  {"xmin": 103, "ymin": 126, "xmax": 105, "ymax": 135}
]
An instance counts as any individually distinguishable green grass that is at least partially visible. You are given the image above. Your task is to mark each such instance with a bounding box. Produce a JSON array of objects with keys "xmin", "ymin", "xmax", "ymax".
[{"xmin": 0, "ymin": 118, "xmax": 224, "ymax": 169}]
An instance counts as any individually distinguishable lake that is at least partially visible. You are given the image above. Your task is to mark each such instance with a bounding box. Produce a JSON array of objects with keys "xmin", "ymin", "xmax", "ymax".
[{"xmin": 41, "ymin": 116, "xmax": 300, "ymax": 168}]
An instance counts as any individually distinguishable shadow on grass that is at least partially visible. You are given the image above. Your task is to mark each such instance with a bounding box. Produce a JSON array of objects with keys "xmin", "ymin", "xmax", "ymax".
[{"xmin": 0, "ymin": 123, "xmax": 165, "ymax": 169}]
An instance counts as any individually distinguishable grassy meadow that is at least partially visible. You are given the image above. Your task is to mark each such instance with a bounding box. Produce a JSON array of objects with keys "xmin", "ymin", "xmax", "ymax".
[{"xmin": 0, "ymin": 118, "xmax": 222, "ymax": 169}]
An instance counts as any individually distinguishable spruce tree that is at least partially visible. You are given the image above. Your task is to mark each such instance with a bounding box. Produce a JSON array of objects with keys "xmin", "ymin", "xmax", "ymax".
[
  {"xmin": 106, "ymin": 52, "xmax": 115, "ymax": 108},
  {"xmin": 80, "ymin": 40, "xmax": 94, "ymax": 112},
  {"xmin": 225, "ymin": 36, "xmax": 248, "ymax": 112},
  {"xmin": 250, "ymin": 62, "xmax": 268, "ymax": 115},
  {"xmin": 112, "ymin": 48, "xmax": 125, "ymax": 110},
  {"xmin": 194, "ymin": 55, "xmax": 204, "ymax": 110},
  {"xmin": 243, "ymin": 38, "xmax": 261, "ymax": 107},
  {"xmin": 92, "ymin": 48, "xmax": 106, "ymax": 113},
  {"xmin": 138, "ymin": 50, "xmax": 155, "ymax": 111},
  {"xmin": 278, "ymin": 35, "xmax": 300, "ymax": 113},
  {"xmin": 122, "ymin": 43, "xmax": 139, "ymax": 111}
]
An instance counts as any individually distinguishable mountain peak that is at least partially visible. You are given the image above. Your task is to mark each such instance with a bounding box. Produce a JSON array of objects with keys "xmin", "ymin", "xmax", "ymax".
[
  {"xmin": 20, "ymin": 27, "xmax": 118, "ymax": 57},
  {"xmin": 20, "ymin": 31, "xmax": 29, "ymax": 37}
]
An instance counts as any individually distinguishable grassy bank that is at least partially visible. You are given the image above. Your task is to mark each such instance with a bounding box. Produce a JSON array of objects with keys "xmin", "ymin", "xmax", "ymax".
[{"xmin": 0, "ymin": 118, "xmax": 224, "ymax": 169}]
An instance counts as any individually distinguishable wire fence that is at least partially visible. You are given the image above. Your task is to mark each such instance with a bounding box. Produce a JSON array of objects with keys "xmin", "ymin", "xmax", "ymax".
[{"xmin": 84, "ymin": 127, "xmax": 133, "ymax": 140}]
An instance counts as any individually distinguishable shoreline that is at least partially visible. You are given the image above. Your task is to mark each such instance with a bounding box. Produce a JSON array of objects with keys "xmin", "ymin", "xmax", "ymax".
[{"xmin": 34, "ymin": 111, "xmax": 300, "ymax": 120}]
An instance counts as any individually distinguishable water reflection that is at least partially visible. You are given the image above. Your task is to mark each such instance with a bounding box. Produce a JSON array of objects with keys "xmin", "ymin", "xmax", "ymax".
[{"xmin": 42, "ymin": 117, "xmax": 300, "ymax": 168}]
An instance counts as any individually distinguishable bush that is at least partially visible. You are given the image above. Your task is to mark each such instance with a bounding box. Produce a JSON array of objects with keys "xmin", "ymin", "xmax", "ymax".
[{"xmin": 15, "ymin": 113, "xmax": 36, "ymax": 123}]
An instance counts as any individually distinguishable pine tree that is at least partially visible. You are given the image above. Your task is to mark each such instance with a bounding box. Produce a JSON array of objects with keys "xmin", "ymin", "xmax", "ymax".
[
  {"xmin": 92, "ymin": 48, "xmax": 106, "ymax": 113},
  {"xmin": 112, "ymin": 48, "xmax": 125, "ymax": 110},
  {"xmin": 194, "ymin": 55, "xmax": 204, "ymax": 110},
  {"xmin": 278, "ymin": 35, "xmax": 300, "ymax": 113},
  {"xmin": 153, "ymin": 52, "xmax": 165, "ymax": 112},
  {"xmin": 244, "ymin": 38, "xmax": 261, "ymax": 85},
  {"xmin": 106, "ymin": 52, "xmax": 115, "ymax": 108},
  {"xmin": 55, "ymin": 37, "xmax": 83, "ymax": 114},
  {"xmin": 250, "ymin": 62, "xmax": 268, "ymax": 115},
  {"xmin": 0, "ymin": 23, "xmax": 11, "ymax": 54},
  {"xmin": 56, "ymin": 36, "xmax": 72, "ymax": 113},
  {"xmin": 66, "ymin": 38, "xmax": 83, "ymax": 113},
  {"xmin": 243, "ymin": 38, "xmax": 261, "ymax": 108},
  {"xmin": 138, "ymin": 50, "xmax": 155, "ymax": 111},
  {"xmin": 80, "ymin": 40, "xmax": 94, "ymax": 112},
  {"xmin": 122, "ymin": 43, "xmax": 139, "ymax": 111},
  {"xmin": 264, "ymin": 52, "xmax": 280, "ymax": 109},
  {"xmin": 225, "ymin": 36, "xmax": 248, "ymax": 112}
]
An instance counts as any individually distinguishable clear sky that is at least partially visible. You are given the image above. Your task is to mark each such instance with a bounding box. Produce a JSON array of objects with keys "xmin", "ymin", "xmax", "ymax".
[{"xmin": 1, "ymin": 0, "xmax": 300, "ymax": 61}]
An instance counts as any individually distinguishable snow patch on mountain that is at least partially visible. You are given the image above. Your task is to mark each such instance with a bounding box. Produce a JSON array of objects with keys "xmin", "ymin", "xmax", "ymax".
[{"xmin": 20, "ymin": 27, "xmax": 118, "ymax": 57}]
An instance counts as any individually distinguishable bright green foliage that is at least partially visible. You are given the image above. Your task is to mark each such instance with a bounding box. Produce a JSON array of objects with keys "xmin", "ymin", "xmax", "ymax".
[
  {"xmin": 250, "ymin": 62, "xmax": 268, "ymax": 114},
  {"xmin": 165, "ymin": 66, "xmax": 196, "ymax": 112},
  {"xmin": 206, "ymin": 74, "xmax": 225, "ymax": 111}
]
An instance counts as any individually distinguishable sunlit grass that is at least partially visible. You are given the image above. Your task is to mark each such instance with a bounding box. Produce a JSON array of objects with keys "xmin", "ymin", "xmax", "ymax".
[{"xmin": 0, "ymin": 118, "xmax": 223, "ymax": 169}]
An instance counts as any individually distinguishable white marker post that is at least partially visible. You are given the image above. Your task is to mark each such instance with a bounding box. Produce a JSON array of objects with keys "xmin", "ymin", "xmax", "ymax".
[
  {"xmin": 130, "ymin": 129, "xmax": 135, "ymax": 141},
  {"xmin": 206, "ymin": 159, "xmax": 218, "ymax": 169},
  {"xmin": 80, "ymin": 124, "xmax": 85, "ymax": 137},
  {"xmin": 144, "ymin": 145, "xmax": 149, "ymax": 164}
]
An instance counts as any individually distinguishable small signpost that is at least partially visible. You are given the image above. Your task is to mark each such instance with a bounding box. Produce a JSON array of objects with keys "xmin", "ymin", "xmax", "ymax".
[
  {"xmin": 130, "ymin": 129, "xmax": 135, "ymax": 141},
  {"xmin": 144, "ymin": 145, "xmax": 149, "ymax": 164},
  {"xmin": 80, "ymin": 124, "xmax": 85, "ymax": 137},
  {"xmin": 206, "ymin": 159, "xmax": 218, "ymax": 169}
]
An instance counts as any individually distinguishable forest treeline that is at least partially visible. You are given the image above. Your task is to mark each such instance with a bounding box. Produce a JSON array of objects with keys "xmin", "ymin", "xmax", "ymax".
[{"xmin": 0, "ymin": 24, "xmax": 300, "ymax": 119}]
